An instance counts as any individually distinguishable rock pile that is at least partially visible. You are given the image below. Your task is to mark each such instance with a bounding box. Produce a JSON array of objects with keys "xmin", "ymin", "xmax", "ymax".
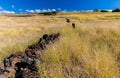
[{"xmin": 0, "ymin": 33, "xmax": 60, "ymax": 78}]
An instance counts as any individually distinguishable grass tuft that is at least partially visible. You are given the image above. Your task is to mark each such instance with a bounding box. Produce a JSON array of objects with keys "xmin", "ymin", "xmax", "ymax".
[{"xmin": 38, "ymin": 26, "xmax": 120, "ymax": 78}]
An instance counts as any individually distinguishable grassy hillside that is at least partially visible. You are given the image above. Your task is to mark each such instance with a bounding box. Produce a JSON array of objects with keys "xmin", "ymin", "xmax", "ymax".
[
  {"xmin": 0, "ymin": 14, "xmax": 65, "ymax": 61},
  {"xmin": 58, "ymin": 12, "xmax": 120, "ymax": 22},
  {"xmin": 38, "ymin": 25, "xmax": 120, "ymax": 78},
  {"xmin": 0, "ymin": 13, "xmax": 120, "ymax": 78}
]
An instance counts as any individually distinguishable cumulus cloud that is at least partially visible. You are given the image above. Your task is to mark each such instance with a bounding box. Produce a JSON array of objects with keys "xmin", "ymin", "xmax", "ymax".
[
  {"xmin": 47, "ymin": 9, "xmax": 51, "ymax": 12},
  {"xmin": 42, "ymin": 9, "xmax": 48, "ymax": 12},
  {"xmin": 26, "ymin": 10, "xmax": 35, "ymax": 13},
  {"xmin": 106, "ymin": 9, "xmax": 112, "ymax": 12},
  {"xmin": 35, "ymin": 9, "xmax": 41, "ymax": 13},
  {"xmin": 52, "ymin": 9, "xmax": 56, "ymax": 11},
  {"xmin": 26, "ymin": 9, "xmax": 57, "ymax": 13},
  {"xmin": 11, "ymin": 5, "xmax": 15, "ymax": 8},
  {"xmin": 0, "ymin": 10, "xmax": 15, "ymax": 14},
  {"xmin": 0, "ymin": 6, "xmax": 15, "ymax": 14},
  {"xmin": 19, "ymin": 9, "xmax": 23, "ymax": 11},
  {"xmin": 61, "ymin": 11, "xmax": 67, "ymax": 13},
  {"xmin": 61, "ymin": 9, "xmax": 67, "ymax": 12},
  {"xmin": 72, "ymin": 10, "xmax": 78, "ymax": 12},
  {"xmin": 85, "ymin": 10, "xmax": 93, "ymax": 12},
  {"xmin": 0, "ymin": 6, "xmax": 3, "ymax": 10}
]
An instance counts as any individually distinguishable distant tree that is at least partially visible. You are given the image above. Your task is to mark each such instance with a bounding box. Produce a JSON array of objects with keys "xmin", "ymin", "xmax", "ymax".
[
  {"xmin": 112, "ymin": 8, "xmax": 120, "ymax": 12},
  {"xmin": 93, "ymin": 9, "xmax": 99, "ymax": 12},
  {"xmin": 100, "ymin": 10, "xmax": 109, "ymax": 12},
  {"xmin": 39, "ymin": 11, "xmax": 57, "ymax": 16}
]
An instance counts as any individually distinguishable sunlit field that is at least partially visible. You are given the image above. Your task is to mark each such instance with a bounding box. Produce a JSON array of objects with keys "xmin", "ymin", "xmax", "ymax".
[
  {"xmin": 38, "ymin": 12, "xmax": 120, "ymax": 78},
  {"xmin": 0, "ymin": 12, "xmax": 120, "ymax": 78},
  {"xmin": 58, "ymin": 12, "xmax": 120, "ymax": 22},
  {"xmin": 0, "ymin": 14, "xmax": 66, "ymax": 60},
  {"xmin": 38, "ymin": 25, "xmax": 120, "ymax": 78}
]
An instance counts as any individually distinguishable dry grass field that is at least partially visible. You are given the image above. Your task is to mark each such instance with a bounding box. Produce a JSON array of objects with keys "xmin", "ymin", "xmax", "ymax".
[
  {"xmin": 0, "ymin": 12, "xmax": 120, "ymax": 78},
  {"xmin": 0, "ymin": 14, "xmax": 66, "ymax": 60},
  {"xmin": 39, "ymin": 25, "xmax": 120, "ymax": 78}
]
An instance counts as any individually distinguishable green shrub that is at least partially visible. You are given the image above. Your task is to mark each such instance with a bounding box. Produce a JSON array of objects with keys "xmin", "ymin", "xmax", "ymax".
[
  {"xmin": 100, "ymin": 10, "xmax": 109, "ymax": 12},
  {"xmin": 112, "ymin": 8, "xmax": 120, "ymax": 12},
  {"xmin": 39, "ymin": 11, "xmax": 57, "ymax": 16},
  {"xmin": 93, "ymin": 9, "xmax": 99, "ymax": 12}
]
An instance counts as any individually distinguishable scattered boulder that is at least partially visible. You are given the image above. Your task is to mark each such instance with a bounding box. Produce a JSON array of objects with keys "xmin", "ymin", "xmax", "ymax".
[
  {"xmin": 1, "ymin": 32, "xmax": 61, "ymax": 78},
  {"xmin": 72, "ymin": 23, "xmax": 76, "ymax": 29},
  {"xmin": 66, "ymin": 18, "xmax": 70, "ymax": 23}
]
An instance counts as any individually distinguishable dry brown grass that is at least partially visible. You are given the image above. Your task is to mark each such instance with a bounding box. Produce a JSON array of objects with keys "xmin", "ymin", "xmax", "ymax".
[
  {"xmin": 38, "ymin": 25, "xmax": 120, "ymax": 78},
  {"xmin": 0, "ymin": 13, "xmax": 120, "ymax": 78},
  {"xmin": 0, "ymin": 14, "xmax": 66, "ymax": 60},
  {"xmin": 58, "ymin": 12, "xmax": 120, "ymax": 22}
]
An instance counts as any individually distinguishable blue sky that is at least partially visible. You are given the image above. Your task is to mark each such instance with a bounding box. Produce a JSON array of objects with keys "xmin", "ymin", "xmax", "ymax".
[{"xmin": 0, "ymin": 0, "xmax": 120, "ymax": 13}]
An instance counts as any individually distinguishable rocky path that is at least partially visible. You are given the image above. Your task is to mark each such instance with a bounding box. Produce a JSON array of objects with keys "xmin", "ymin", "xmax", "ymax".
[
  {"xmin": 0, "ymin": 33, "xmax": 60, "ymax": 78},
  {"xmin": 0, "ymin": 17, "xmax": 76, "ymax": 78}
]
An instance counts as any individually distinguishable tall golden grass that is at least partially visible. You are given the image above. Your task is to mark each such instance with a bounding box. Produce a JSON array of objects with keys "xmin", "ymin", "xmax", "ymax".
[
  {"xmin": 0, "ymin": 13, "xmax": 120, "ymax": 78},
  {"xmin": 58, "ymin": 12, "xmax": 120, "ymax": 22},
  {"xmin": 38, "ymin": 26, "xmax": 120, "ymax": 78},
  {"xmin": 0, "ymin": 15, "xmax": 65, "ymax": 61}
]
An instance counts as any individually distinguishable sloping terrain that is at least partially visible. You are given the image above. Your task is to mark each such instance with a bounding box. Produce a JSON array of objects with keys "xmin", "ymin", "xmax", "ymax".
[
  {"xmin": 0, "ymin": 14, "xmax": 66, "ymax": 59},
  {"xmin": 0, "ymin": 32, "xmax": 60, "ymax": 78},
  {"xmin": 37, "ymin": 25, "xmax": 120, "ymax": 78},
  {"xmin": 0, "ymin": 13, "xmax": 120, "ymax": 78}
]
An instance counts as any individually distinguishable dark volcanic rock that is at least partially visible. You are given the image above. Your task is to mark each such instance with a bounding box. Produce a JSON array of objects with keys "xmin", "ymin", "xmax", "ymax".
[{"xmin": 2, "ymin": 32, "xmax": 61, "ymax": 78}]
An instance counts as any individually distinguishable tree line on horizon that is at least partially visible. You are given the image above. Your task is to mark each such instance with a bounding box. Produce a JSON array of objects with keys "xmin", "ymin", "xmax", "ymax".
[
  {"xmin": 93, "ymin": 8, "xmax": 120, "ymax": 12},
  {"xmin": 36, "ymin": 8, "xmax": 120, "ymax": 16}
]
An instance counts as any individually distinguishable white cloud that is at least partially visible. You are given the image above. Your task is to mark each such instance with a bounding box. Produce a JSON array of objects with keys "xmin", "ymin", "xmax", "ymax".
[
  {"xmin": 72, "ymin": 10, "xmax": 77, "ymax": 12},
  {"xmin": 26, "ymin": 10, "xmax": 35, "ymax": 13},
  {"xmin": 0, "ymin": 10, "xmax": 15, "ymax": 14},
  {"xmin": 11, "ymin": 5, "xmax": 15, "ymax": 8},
  {"xmin": 52, "ymin": 9, "xmax": 56, "ymax": 11},
  {"xmin": 106, "ymin": 9, "xmax": 112, "ymax": 12},
  {"xmin": 26, "ymin": 9, "xmax": 41, "ymax": 13},
  {"xmin": 0, "ymin": 6, "xmax": 15, "ymax": 14},
  {"xmin": 61, "ymin": 9, "xmax": 67, "ymax": 12},
  {"xmin": 19, "ymin": 9, "xmax": 23, "ymax": 11},
  {"xmin": 41, "ymin": 9, "xmax": 56, "ymax": 12},
  {"xmin": 35, "ymin": 9, "xmax": 41, "ymax": 13},
  {"xmin": 47, "ymin": 9, "xmax": 51, "ymax": 12},
  {"xmin": 26, "ymin": 9, "xmax": 58, "ymax": 13},
  {"xmin": 85, "ymin": 10, "xmax": 93, "ymax": 12},
  {"xmin": 61, "ymin": 11, "xmax": 67, "ymax": 13},
  {"xmin": 26, "ymin": 10, "xmax": 29, "ymax": 12},
  {"xmin": 42, "ymin": 9, "xmax": 48, "ymax": 12},
  {"xmin": 0, "ymin": 6, "xmax": 3, "ymax": 10}
]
